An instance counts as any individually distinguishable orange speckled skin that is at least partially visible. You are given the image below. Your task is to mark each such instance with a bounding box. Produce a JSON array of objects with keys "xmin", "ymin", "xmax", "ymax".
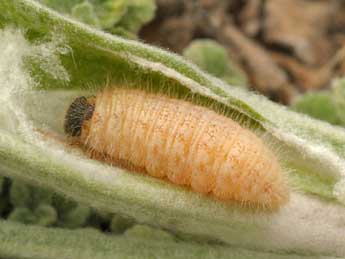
[{"xmin": 80, "ymin": 88, "xmax": 288, "ymax": 208}]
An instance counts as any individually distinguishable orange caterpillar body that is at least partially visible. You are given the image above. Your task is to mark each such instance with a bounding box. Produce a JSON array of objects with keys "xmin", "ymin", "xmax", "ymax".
[{"xmin": 64, "ymin": 88, "xmax": 289, "ymax": 208}]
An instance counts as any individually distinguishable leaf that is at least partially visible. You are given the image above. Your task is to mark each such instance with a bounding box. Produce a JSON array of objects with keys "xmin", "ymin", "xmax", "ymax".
[
  {"xmin": 34, "ymin": 204, "xmax": 57, "ymax": 226},
  {"xmin": 116, "ymin": 0, "xmax": 156, "ymax": 33},
  {"xmin": 10, "ymin": 180, "xmax": 53, "ymax": 208},
  {"xmin": 36, "ymin": 0, "xmax": 149, "ymax": 35},
  {"xmin": 1, "ymin": 0, "xmax": 345, "ymax": 257},
  {"xmin": 183, "ymin": 39, "xmax": 248, "ymax": 87},
  {"xmin": 37, "ymin": 0, "xmax": 83, "ymax": 14},
  {"xmin": 92, "ymin": 0, "xmax": 128, "ymax": 29},
  {"xmin": 7, "ymin": 207, "xmax": 37, "ymax": 224},
  {"xmin": 110, "ymin": 214, "xmax": 134, "ymax": 234},
  {"xmin": 58, "ymin": 203, "xmax": 91, "ymax": 228},
  {"xmin": 1, "ymin": 220, "xmax": 328, "ymax": 259},
  {"xmin": 332, "ymin": 78, "xmax": 345, "ymax": 126},
  {"xmin": 10, "ymin": 181, "xmax": 33, "ymax": 208},
  {"xmin": 8, "ymin": 205, "xmax": 57, "ymax": 226},
  {"xmin": 71, "ymin": 2, "xmax": 101, "ymax": 28},
  {"xmin": 291, "ymin": 91, "xmax": 341, "ymax": 126}
]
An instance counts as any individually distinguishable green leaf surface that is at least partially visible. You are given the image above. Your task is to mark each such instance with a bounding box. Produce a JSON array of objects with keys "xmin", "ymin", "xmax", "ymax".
[
  {"xmin": 9, "ymin": 181, "xmax": 32, "ymax": 208},
  {"xmin": 36, "ymin": 0, "xmax": 150, "ymax": 35},
  {"xmin": 71, "ymin": 1, "xmax": 101, "ymax": 28},
  {"xmin": 8, "ymin": 204, "xmax": 57, "ymax": 226},
  {"xmin": 92, "ymin": 0, "xmax": 128, "ymax": 29},
  {"xmin": 183, "ymin": 39, "xmax": 248, "ymax": 87},
  {"xmin": 38, "ymin": 0, "xmax": 82, "ymax": 14},
  {"xmin": 110, "ymin": 214, "xmax": 134, "ymax": 234},
  {"xmin": 57, "ymin": 203, "xmax": 91, "ymax": 228},
  {"xmin": 0, "ymin": 220, "xmax": 336, "ymax": 259},
  {"xmin": 332, "ymin": 78, "xmax": 345, "ymax": 126},
  {"xmin": 291, "ymin": 92, "xmax": 341, "ymax": 126},
  {"xmin": 10, "ymin": 180, "xmax": 53, "ymax": 209},
  {"xmin": 116, "ymin": 0, "xmax": 156, "ymax": 33},
  {"xmin": 1, "ymin": 0, "xmax": 345, "ymax": 257}
]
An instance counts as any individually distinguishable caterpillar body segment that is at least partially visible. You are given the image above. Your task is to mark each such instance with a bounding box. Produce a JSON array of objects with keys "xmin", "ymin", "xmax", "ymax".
[{"xmin": 64, "ymin": 88, "xmax": 289, "ymax": 209}]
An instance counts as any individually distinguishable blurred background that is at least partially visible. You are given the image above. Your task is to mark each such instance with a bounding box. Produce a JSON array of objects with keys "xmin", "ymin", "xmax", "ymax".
[
  {"xmin": 141, "ymin": 0, "xmax": 344, "ymax": 101},
  {"xmin": 139, "ymin": 0, "xmax": 345, "ymax": 126}
]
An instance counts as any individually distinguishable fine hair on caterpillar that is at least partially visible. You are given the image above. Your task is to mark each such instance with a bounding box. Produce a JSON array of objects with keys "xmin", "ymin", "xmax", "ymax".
[
  {"xmin": 86, "ymin": 79, "xmax": 263, "ymax": 132},
  {"xmin": 64, "ymin": 86, "xmax": 289, "ymax": 209}
]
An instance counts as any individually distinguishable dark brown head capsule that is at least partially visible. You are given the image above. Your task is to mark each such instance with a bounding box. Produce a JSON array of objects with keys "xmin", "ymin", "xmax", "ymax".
[{"xmin": 64, "ymin": 96, "xmax": 95, "ymax": 137}]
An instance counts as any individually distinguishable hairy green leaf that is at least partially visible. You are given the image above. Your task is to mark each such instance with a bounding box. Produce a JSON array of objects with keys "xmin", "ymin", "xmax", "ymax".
[
  {"xmin": 1, "ymin": 220, "xmax": 329, "ymax": 259},
  {"xmin": 1, "ymin": 1, "xmax": 345, "ymax": 257}
]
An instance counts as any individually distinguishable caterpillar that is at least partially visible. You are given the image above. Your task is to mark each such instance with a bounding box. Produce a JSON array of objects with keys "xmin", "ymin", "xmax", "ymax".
[{"xmin": 64, "ymin": 88, "xmax": 289, "ymax": 209}]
